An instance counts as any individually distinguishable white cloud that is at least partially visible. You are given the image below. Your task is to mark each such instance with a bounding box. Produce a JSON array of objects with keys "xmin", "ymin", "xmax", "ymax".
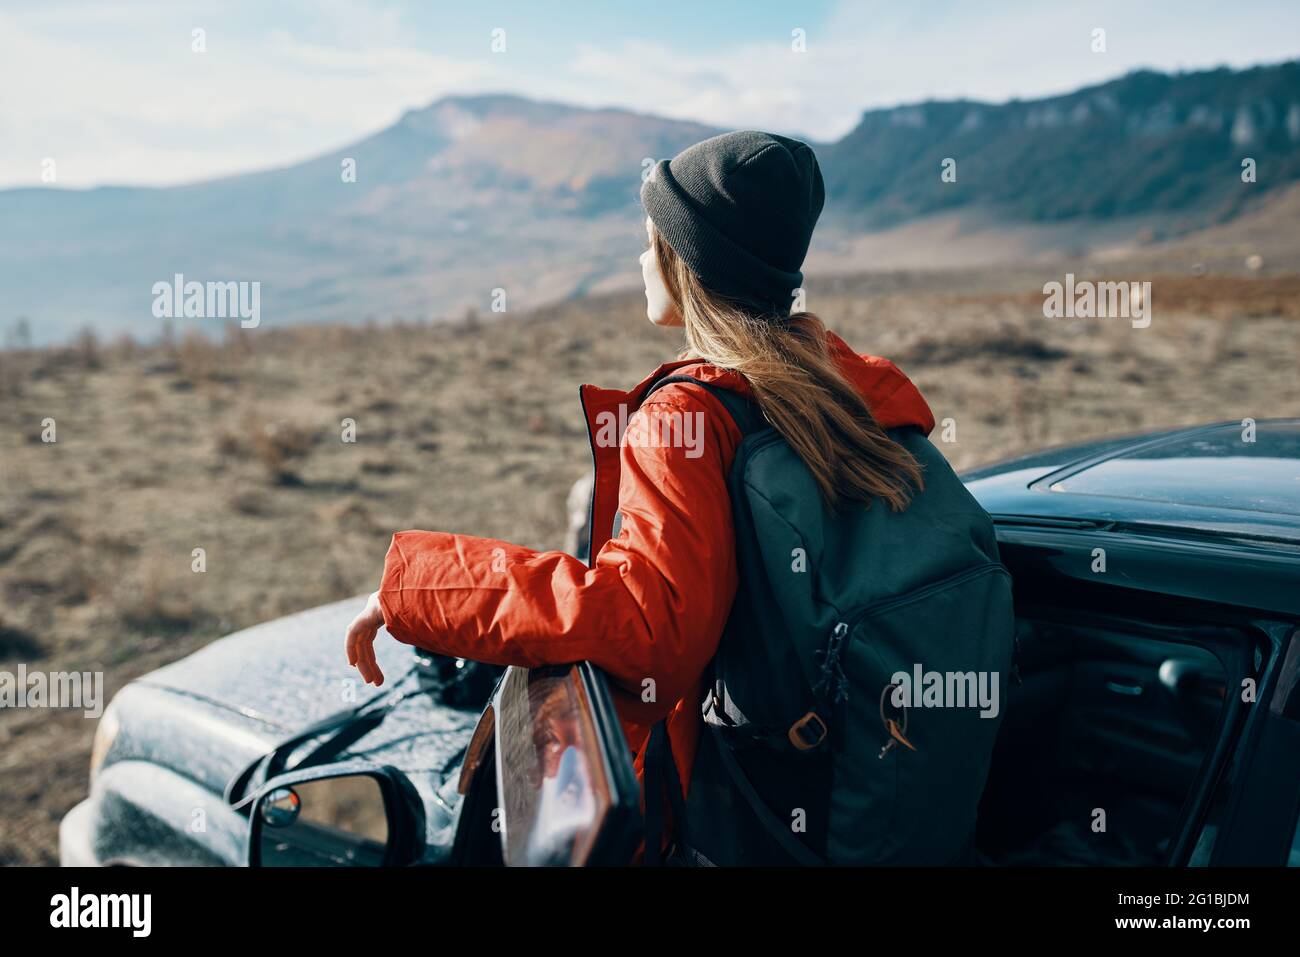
[
  {"xmin": 0, "ymin": 3, "xmax": 506, "ymax": 187},
  {"xmin": 1, "ymin": 0, "xmax": 1297, "ymax": 188},
  {"xmin": 551, "ymin": 1, "xmax": 1300, "ymax": 141}
]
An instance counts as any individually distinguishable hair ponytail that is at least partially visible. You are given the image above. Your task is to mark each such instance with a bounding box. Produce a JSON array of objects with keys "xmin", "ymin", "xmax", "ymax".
[{"xmin": 652, "ymin": 230, "xmax": 923, "ymax": 511}]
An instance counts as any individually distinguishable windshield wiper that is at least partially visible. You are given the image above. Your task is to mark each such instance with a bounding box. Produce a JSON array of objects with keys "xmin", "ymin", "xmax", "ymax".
[{"xmin": 224, "ymin": 663, "xmax": 419, "ymax": 810}]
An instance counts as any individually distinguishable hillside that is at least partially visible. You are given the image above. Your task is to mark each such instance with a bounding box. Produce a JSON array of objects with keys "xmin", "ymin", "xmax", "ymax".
[
  {"xmin": 3, "ymin": 263, "xmax": 1300, "ymax": 863},
  {"xmin": 822, "ymin": 62, "xmax": 1300, "ymax": 230},
  {"xmin": 2, "ymin": 62, "xmax": 1298, "ymax": 344}
]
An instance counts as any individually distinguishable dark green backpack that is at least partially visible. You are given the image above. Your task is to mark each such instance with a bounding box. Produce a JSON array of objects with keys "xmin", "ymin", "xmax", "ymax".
[{"xmin": 639, "ymin": 374, "xmax": 1015, "ymax": 866}]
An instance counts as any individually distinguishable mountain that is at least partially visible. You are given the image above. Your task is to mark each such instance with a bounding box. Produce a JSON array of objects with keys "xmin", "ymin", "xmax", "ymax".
[
  {"xmin": 3, "ymin": 62, "xmax": 1298, "ymax": 344},
  {"xmin": 1, "ymin": 96, "xmax": 721, "ymax": 345},
  {"xmin": 819, "ymin": 61, "xmax": 1300, "ymax": 230}
]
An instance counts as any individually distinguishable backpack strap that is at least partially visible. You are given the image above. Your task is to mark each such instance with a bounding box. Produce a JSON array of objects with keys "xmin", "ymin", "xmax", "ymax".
[
  {"xmin": 610, "ymin": 371, "xmax": 767, "ymax": 544},
  {"xmin": 648, "ymin": 372, "xmax": 839, "ymax": 754},
  {"xmin": 642, "ymin": 720, "xmax": 694, "ymax": 866},
  {"xmin": 640, "ymin": 372, "xmax": 768, "ymax": 437},
  {"xmin": 637, "ymin": 372, "xmax": 818, "ymax": 864},
  {"xmin": 706, "ymin": 724, "xmax": 827, "ymax": 866}
]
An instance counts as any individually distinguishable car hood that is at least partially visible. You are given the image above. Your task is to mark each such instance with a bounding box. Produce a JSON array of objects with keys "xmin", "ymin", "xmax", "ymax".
[
  {"xmin": 140, "ymin": 595, "xmax": 415, "ymax": 731},
  {"xmin": 107, "ymin": 596, "xmax": 480, "ymax": 799}
]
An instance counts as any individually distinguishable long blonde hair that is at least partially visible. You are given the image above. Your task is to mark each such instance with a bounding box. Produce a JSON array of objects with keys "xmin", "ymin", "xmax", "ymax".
[{"xmin": 652, "ymin": 230, "xmax": 923, "ymax": 511}]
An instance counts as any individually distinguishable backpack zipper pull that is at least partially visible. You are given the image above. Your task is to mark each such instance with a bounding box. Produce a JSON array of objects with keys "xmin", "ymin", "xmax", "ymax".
[
  {"xmin": 879, "ymin": 719, "xmax": 917, "ymax": 758},
  {"xmin": 887, "ymin": 718, "xmax": 916, "ymax": 750},
  {"xmin": 878, "ymin": 682, "xmax": 918, "ymax": 758},
  {"xmin": 814, "ymin": 622, "xmax": 851, "ymax": 704}
]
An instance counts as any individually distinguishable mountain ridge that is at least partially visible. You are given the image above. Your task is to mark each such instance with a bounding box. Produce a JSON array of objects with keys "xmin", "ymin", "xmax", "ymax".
[{"xmin": 3, "ymin": 60, "xmax": 1298, "ymax": 344}]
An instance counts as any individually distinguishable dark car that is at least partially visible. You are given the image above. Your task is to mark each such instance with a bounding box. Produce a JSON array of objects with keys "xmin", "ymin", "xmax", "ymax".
[{"xmin": 60, "ymin": 419, "xmax": 1300, "ymax": 867}]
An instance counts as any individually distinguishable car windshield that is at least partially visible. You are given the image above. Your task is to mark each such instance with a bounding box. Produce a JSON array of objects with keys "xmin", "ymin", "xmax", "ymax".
[{"xmin": 1043, "ymin": 421, "xmax": 1300, "ymax": 516}]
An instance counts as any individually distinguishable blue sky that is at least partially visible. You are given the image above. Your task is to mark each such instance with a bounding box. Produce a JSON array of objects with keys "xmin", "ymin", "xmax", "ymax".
[{"xmin": 2, "ymin": 0, "xmax": 1298, "ymax": 188}]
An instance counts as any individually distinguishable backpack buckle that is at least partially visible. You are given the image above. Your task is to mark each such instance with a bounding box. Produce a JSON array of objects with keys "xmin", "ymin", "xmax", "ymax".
[{"xmin": 788, "ymin": 711, "xmax": 827, "ymax": 751}]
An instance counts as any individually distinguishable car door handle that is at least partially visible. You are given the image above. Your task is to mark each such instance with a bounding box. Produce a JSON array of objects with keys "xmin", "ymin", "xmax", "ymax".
[{"xmin": 1105, "ymin": 680, "xmax": 1144, "ymax": 696}]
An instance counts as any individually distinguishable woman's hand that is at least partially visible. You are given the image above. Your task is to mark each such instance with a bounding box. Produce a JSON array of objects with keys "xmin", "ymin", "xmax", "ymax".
[{"xmin": 345, "ymin": 590, "xmax": 386, "ymax": 687}]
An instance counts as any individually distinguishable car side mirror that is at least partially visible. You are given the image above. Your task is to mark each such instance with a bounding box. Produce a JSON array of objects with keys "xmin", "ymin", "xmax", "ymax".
[
  {"xmin": 247, "ymin": 765, "xmax": 423, "ymax": 867},
  {"xmin": 490, "ymin": 662, "xmax": 641, "ymax": 866}
]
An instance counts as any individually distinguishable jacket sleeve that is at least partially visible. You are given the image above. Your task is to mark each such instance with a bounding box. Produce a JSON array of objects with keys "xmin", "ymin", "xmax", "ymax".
[{"xmin": 376, "ymin": 386, "xmax": 739, "ymax": 721}]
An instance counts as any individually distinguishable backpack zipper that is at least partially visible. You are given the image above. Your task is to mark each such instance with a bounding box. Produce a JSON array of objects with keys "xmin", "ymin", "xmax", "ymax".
[
  {"xmin": 815, "ymin": 562, "xmax": 1009, "ymax": 700},
  {"xmin": 812, "ymin": 562, "xmax": 1008, "ymax": 746},
  {"xmin": 840, "ymin": 561, "xmax": 1009, "ymax": 633}
]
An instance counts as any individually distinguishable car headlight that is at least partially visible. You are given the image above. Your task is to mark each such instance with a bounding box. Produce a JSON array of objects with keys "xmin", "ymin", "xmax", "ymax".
[{"xmin": 88, "ymin": 700, "xmax": 120, "ymax": 783}]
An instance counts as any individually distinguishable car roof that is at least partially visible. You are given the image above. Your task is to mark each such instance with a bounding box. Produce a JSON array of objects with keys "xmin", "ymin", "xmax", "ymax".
[{"xmin": 963, "ymin": 419, "xmax": 1300, "ymax": 548}]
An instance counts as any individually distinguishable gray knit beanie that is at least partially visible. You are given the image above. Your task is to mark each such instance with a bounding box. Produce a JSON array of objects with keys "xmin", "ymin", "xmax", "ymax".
[{"xmin": 641, "ymin": 130, "xmax": 824, "ymax": 317}]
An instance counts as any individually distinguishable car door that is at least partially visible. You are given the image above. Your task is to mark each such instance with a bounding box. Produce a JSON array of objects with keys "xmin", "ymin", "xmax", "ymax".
[
  {"xmin": 981, "ymin": 604, "xmax": 1255, "ymax": 866},
  {"xmin": 451, "ymin": 662, "xmax": 642, "ymax": 866},
  {"xmin": 978, "ymin": 519, "xmax": 1295, "ymax": 867},
  {"xmin": 1209, "ymin": 623, "xmax": 1300, "ymax": 866}
]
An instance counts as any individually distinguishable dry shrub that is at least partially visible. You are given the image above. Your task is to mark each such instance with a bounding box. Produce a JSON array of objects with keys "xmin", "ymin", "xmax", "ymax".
[
  {"xmin": 0, "ymin": 616, "xmax": 41, "ymax": 661},
  {"xmin": 108, "ymin": 554, "xmax": 204, "ymax": 636},
  {"xmin": 72, "ymin": 328, "xmax": 102, "ymax": 371},
  {"xmin": 899, "ymin": 324, "xmax": 1069, "ymax": 365},
  {"xmin": 3, "ymin": 512, "xmax": 97, "ymax": 610},
  {"xmin": 0, "ymin": 353, "xmax": 22, "ymax": 399},
  {"xmin": 322, "ymin": 496, "xmax": 378, "ymax": 534},
  {"xmin": 255, "ymin": 420, "xmax": 317, "ymax": 482},
  {"xmin": 227, "ymin": 487, "xmax": 272, "ymax": 515},
  {"xmin": 222, "ymin": 321, "xmax": 256, "ymax": 360},
  {"xmin": 176, "ymin": 330, "xmax": 221, "ymax": 383},
  {"xmin": 359, "ymin": 456, "xmax": 399, "ymax": 475},
  {"xmin": 213, "ymin": 427, "xmax": 242, "ymax": 460},
  {"xmin": 1008, "ymin": 379, "xmax": 1052, "ymax": 448},
  {"xmin": 213, "ymin": 412, "xmax": 319, "ymax": 484},
  {"xmin": 110, "ymin": 333, "xmax": 141, "ymax": 363},
  {"xmin": 215, "ymin": 414, "xmax": 319, "ymax": 484}
]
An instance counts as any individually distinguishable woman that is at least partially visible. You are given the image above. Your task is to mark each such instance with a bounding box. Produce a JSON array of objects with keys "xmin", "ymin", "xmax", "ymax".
[{"xmin": 345, "ymin": 132, "xmax": 1007, "ymax": 864}]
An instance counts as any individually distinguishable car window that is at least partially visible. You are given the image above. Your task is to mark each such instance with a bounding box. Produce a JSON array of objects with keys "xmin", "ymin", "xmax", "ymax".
[
  {"xmin": 1041, "ymin": 422, "xmax": 1300, "ymax": 515},
  {"xmin": 1290, "ymin": 800, "xmax": 1300, "ymax": 867}
]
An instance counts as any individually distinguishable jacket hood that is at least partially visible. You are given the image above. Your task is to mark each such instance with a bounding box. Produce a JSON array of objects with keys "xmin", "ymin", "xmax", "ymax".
[{"xmin": 624, "ymin": 330, "xmax": 935, "ymax": 435}]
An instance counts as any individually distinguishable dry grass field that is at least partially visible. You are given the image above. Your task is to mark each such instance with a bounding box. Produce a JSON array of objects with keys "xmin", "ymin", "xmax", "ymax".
[{"xmin": 2, "ymin": 265, "xmax": 1298, "ymax": 864}]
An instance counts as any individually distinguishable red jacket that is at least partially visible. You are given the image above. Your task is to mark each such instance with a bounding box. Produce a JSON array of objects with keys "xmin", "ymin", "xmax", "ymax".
[{"xmin": 377, "ymin": 331, "xmax": 935, "ymax": 796}]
